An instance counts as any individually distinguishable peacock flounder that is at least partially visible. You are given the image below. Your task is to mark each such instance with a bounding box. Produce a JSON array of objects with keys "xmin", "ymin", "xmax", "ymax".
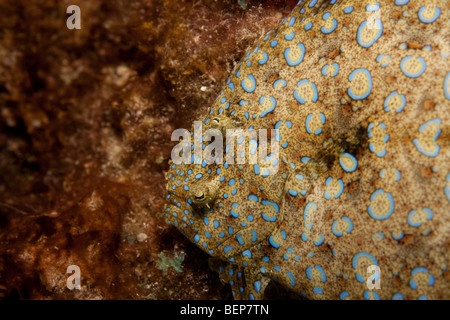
[{"xmin": 163, "ymin": 0, "xmax": 450, "ymax": 300}]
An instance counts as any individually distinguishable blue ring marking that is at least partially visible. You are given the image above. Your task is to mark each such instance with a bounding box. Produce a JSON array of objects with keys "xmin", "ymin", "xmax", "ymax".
[
  {"xmin": 313, "ymin": 234, "xmax": 324, "ymax": 246},
  {"xmin": 204, "ymin": 231, "xmax": 211, "ymax": 239},
  {"xmin": 270, "ymin": 40, "xmax": 278, "ymax": 47},
  {"xmin": 321, "ymin": 17, "xmax": 337, "ymax": 34},
  {"xmin": 285, "ymin": 31, "xmax": 295, "ymax": 41},
  {"xmin": 287, "ymin": 272, "xmax": 296, "ymax": 286},
  {"xmin": 269, "ymin": 235, "xmax": 280, "ymax": 248},
  {"xmin": 368, "ymin": 189, "xmax": 394, "ymax": 220},
  {"xmin": 356, "ymin": 19, "xmax": 383, "ymax": 48},
  {"xmin": 248, "ymin": 194, "xmax": 259, "ymax": 202},
  {"xmin": 313, "ymin": 287, "xmax": 324, "ymax": 295},
  {"xmin": 228, "ymin": 178, "xmax": 235, "ymax": 186},
  {"xmin": 253, "ymin": 163, "xmax": 260, "ymax": 175},
  {"xmin": 242, "ymin": 250, "xmax": 252, "ymax": 258},
  {"xmin": 395, "ymin": 0, "xmax": 409, "ymax": 4},
  {"xmin": 391, "ymin": 231, "xmax": 404, "ymax": 240},
  {"xmin": 384, "ymin": 91, "xmax": 406, "ymax": 112},
  {"xmin": 203, "ymin": 216, "xmax": 209, "ymax": 226},
  {"xmin": 444, "ymin": 72, "xmax": 450, "ymax": 100},
  {"xmin": 324, "ymin": 177, "xmax": 344, "ymax": 199},
  {"xmin": 407, "ymin": 208, "xmax": 433, "ymax": 227},
  {"xmin": 418, "ymin": 6, "xmax": 441, "ymax": 23},
  {"xmin": 254, "ymin": 281, "xmax": 261, "ymax": 293},
  {"xmin": 446, "ymin": 173, "xmax": 450, "ymax": 202},
  {"xmin": 410, "ymin": 267, "xmax": 435, "ymax": 289},
  {"xmin": 392, "ymin": 293, "xmax": 405, "ymax": 300},
  {"xmin": 304, "ymin": 22, "xmax": 313, "ymax": 30},
  {"xmin": 343, "ymin": 217, "xmax": 353, "ymax": 233},
  {"xmin": 288, "ymin": 16, "xmax": 296, "ymax": 27},
  {"xmin": 314, "ymin": 265, "xmax": 327, "ymax": 282},
  {"xmin": 262, "ymin": 213, "xmax": 277, "ymax": 222},
  {"xmin": 230, "ymin": 203, "xmax": 239, "ymax": 218},
  {"xmin": 352, "ymin": 252, "xmax": 378, "ymax": 283},
  {"xmin": 364, "ymin": 291, "xmax": 380, "ymax": 300},
  {"xmin": 241, "ymin": 74, "xmax": 257, "ymax": 92},
  {"xmin": 376, "ymin": 54, "xmax": 391, "ymax": 67},
  {"xmin": 412, "ymin": 118, "xmax": 442, "ymax": 157},
  {"xmin": 339, "ymin": 152, "xmax": 358, "ymax": 172},
  {"xmin": 368, "ymin": 123, "xmax": 389, "ymax": 157},
  {"xmin": 332, "ymin": 220, "xmax": 342, "ymax": 237},
  {"xmin": 366, "ymin": 2, "xmax": 380, "ymax": 11},
  {"xmin": 236, "ymin": 234, "xmax": 244, "ymax": 245},
  {"xmin": 357, "ymin": 19, "xmax": 383, "ymax": 48},
  {"xmin": 262, "ymin": 200, "xmax": 279, "ymax": 213},
  {"xmin": 400, "ymin": 56, "xmax": 426, "ymax": 78},
  {"xmin": 306, "ymin": 266, "xmax": 312, "ymax": 279},
  {"xmin": 194, "ymin": 173, "xmax": 203, "ymax": 179},
  {"xmin": 305, "ymin": 113, "xmax": 326, "ymax": 135},
  {"xmin": 294, "ymin": 79, "xmax": 318, "ymax": 104},
  {"xmin": 284, "ymin": 43, "xmax": 306, "ymax": 66},
  {"xmin": 251, "ymin": 230, "xmax": 258, "ymax": 242},
  {"xmin": 273, "ymin": 78, "xmax": 287, "ymax": 89},
  {"xmin": 193, "ymin": 234, "xmax": 200, "ymax": 242},
  {"xmin": 301, "ymin": 233, "xmax": 308, "ymax": 241},
  {"xmin": 309, "ymin": 0, "xmax": 317, "ymax": 7},
  {"xmin": 348, "ymin": 68, "xmax": 373, "ymax": 100},
  {"xmin": 303, "ymin": 202, "xmax": 317, "ymax": 230},
  {"xmin": 288, "ymin": 189, "xmax": 298, "ymax": 196},
  {"xmin": 259, "ymin": 96, "xmax": 277, "ymax": 118},
  {"xmin": 344, "ymin": 6, "xmax": 353, "ymax": 13},
  {"xmin": 321, "ymin": 63, "xmax": 340, "ymax": 76},
  {"xmin": 258, "ymin": 51, "xmax": 269, "ymax": 65},
  {"xmin": 340, "ymin": 291, "xmax": 350, "ymax": 300},
  {"xmin": 213, "ymin": 220, "xmax": 219, "ymax": 229},
  {"xmin": 332, "ymin": 216, "xmax": 353, "ymax": 236}
]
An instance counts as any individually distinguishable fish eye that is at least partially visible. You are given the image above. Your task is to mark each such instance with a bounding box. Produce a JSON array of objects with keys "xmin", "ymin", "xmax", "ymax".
[
  {"xmin": 213, "ymin": 118, "xmax": 220, "ymax": 123},
  {"xmin": 195, "ymin": 192, "xmax": 205, "ymax": 200}
]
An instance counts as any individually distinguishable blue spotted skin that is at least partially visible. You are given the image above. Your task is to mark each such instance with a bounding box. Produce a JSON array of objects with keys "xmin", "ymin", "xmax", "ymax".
[{"xmin": 164, "ymin": 0, "xmax": 450, "ymax": 300}]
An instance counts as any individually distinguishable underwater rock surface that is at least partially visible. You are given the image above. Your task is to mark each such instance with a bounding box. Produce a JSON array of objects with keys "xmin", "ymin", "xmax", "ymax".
[{"xmin": 0, "ymin": 0, "xmax": 288, "ymax": 299}]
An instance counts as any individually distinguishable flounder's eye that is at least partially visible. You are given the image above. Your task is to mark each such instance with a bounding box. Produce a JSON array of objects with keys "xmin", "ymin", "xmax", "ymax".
[
  {"xmin": 189, "ymin": 182, "xmax": 218, "ymax": 208},
  {"xmin": 212, "ymin": 118, "xmax": 220, "ymax": 123},
  {"xmin": 194, "ymin": 192, "xmax": 205, "ymax": 201}
]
